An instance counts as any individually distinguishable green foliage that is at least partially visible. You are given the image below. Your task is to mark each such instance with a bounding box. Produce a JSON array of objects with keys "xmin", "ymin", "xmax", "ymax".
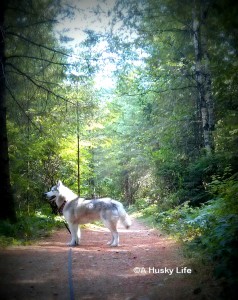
[
  {"xmin": 151, "ymin": 174, "xmax": 238, "ymax": 296},
  {"xmin": 179, "ymin": 154, "xmax": 224, "ymax": 205},
  {"xmin": 2, "ymin": 3, "xmax": 238, "ymax": 298},
  {"xmin": 0, "ymin": 207, "xmax": 64, "ymax": 247},
  {"xmin": 155, "ymin": 202, "xmax": 202, "ymax": 240},
  {"xmin": 1, "ymin": 0, "xmax": 97, "ymax": 218}
]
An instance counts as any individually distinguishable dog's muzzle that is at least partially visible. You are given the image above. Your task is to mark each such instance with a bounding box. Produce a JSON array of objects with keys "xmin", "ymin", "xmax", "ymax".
[
  {"xmin": 44, "ymin": 193, "xmax": 56, "ymax": 201},
  {"xmin": 49, "ymin": 196, "xmax": 56, "ymax": 201}
]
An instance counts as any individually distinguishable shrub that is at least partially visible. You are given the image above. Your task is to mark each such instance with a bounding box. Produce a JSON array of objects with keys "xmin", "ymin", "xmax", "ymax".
[
  {"xmin": 155, "ymin": 174, "xmax": 238, "ymax": 298},
  {"xmin": 0, "ymin": 207, "xmax": 64, "ymax": 247}
]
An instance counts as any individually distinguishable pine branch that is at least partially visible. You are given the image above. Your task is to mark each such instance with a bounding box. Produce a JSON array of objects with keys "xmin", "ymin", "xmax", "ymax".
[
  {"xmin": 6, "ymin": 31, "xmax": 71, "ymax": 58},
  {"xmin": 6, "ymin": 55, "xmax": 73, "ymax": 66},
  {"xmin": 119, "ymin": 85, "xmax": 196, "ymax": 97},
  {"xmin": 6, "ymin": 84, "xmax": 43, "ymax": 134},
  {"xmin": 139, "ymin": 28, "xmax": 189, "ymax": 34},
  {"xmin": 6, "ymin": 63, "xmax": 75, "ymax": 106},
  {"xmin": 6, "ymin": 31, "xmax": 100, "ymax": 63},
  {"xmin": 5, "ymin": 19, "xmax": 57, "ymax": 30}
]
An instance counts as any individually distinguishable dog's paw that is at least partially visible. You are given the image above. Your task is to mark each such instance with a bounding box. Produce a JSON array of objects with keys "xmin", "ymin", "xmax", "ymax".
[
  {"xmin": 67, "ymin": 241, "xmax": 78, "ymax": 247},
  {"xmin": 110, "ymin": 243, "xmax": 119, "ymax": 247}
]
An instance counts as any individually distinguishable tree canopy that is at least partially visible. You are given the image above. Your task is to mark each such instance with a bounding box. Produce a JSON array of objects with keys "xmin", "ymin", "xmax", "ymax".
[{"xmin": 1, "ymin": 0, "xmax": 238, "ymax": 296}]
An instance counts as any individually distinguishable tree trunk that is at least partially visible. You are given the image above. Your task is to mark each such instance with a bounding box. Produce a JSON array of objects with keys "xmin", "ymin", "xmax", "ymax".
[
  {"xmin": 192, "ymin": 0, "xmax": 215, "ymax": 154},
  {"xmin": 123, "ymin": 170, "xmax": 133, "ymax": 205},
  {"xmin": 0, "ymin": 1, "xmax": 16, "ymax": 222}
]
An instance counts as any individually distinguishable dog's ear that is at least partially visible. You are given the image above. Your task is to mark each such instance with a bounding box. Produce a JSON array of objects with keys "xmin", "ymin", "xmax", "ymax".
[{"xmin": 57, "ymin": 180, "xmax": 62, "ymax": 186}]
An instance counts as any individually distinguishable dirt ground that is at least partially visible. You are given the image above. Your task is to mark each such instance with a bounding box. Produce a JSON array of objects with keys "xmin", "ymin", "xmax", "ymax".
[{"xmin": 0, "ymin": 217, "xmax": 221, "ymax": 300}]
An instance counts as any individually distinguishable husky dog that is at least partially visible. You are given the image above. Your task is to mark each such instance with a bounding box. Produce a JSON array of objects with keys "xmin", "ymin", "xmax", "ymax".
[{"xmin": 45, "ymin": 181, "xmax": 131, "ymax": 247}]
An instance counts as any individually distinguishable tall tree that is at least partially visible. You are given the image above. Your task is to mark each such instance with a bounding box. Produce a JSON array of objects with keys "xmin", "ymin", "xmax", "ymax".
[
  {"xmin": 192, "ymin": 0, "xmax": 215, "ymax": 154},
  {"xmin": 95, "ymin": 0, "xmax": 237, "ymax": 203},
  {"xmin": 0, "ymin": 0, "xmax": 74, "ymax": 218},
  {"xmin": 0, "ymin": 0, "xmax": 16, "ymax": 221}
]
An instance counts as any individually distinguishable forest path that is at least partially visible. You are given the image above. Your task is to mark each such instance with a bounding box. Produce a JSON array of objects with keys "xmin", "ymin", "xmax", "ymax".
[{"xmin": 0, "ymin": 217, "xmax": 220, "ymax": 300}]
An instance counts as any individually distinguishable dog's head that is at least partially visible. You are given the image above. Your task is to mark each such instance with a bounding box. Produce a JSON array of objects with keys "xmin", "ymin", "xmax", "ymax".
[
  {"xmin": 44, "ymin": 181, "xmax": 64, "ymax": 215},
  {"xmin": 44, "ymin": 180, "xmax": 63, "ymax": 201}
]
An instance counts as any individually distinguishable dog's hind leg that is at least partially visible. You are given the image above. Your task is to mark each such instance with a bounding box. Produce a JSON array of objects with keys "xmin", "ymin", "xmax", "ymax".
[
  {"xmin": 67, "ymin": 222, "xmax": 80, "ymax": 246},
  {"xmin": 111, "ymin": 228, "xmax": 119, "ymax": 246},
  {"xmin": 106, "ymin": 228, "xmax": 114, "ymax": 246},
  {"xmin": 104, "ymin": 220, "xmax": 119, "ymax": 247}
]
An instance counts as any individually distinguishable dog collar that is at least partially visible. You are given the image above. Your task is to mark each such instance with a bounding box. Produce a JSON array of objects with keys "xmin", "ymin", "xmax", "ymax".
[{"xmin": 58, "ymin": 200, "xmax": 67, "ymax": 215}]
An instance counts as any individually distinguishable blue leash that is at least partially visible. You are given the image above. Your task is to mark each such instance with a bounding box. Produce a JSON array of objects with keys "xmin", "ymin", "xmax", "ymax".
[{"xmin": 68, "ymin": 248, "xmax": 75, "ymax": 300}]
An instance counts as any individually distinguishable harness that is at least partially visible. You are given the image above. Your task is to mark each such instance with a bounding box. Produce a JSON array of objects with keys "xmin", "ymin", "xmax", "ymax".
[
  {"xmin": 57, "ymin": 200, "xmax": 71, "ymax": 234},
  {"xmin": 47, "ymin": 197, "xmax": 70, "ymax": 234},
  {"xmin": 58, "ymin": 200, "xmax": 67, "ymax": 215}
]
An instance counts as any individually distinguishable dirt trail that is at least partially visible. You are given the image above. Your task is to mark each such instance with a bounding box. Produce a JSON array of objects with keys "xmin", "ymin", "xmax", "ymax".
[{"xmin": 0, "ymin": 218, "xmax": 220, "ymax": 300}]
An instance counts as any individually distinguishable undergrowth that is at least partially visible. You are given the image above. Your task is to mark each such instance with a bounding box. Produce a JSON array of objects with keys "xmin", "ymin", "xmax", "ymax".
[
  {"xmin": 134, "ymin": 173, "xmax": 238, "ymax": 299},
  {"xmin": 0, "ymin": 206, "xmax": 64, "ymax": 247}
]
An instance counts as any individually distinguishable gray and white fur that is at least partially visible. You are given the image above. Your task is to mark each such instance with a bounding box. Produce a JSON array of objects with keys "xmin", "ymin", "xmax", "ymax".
[{"xmin": 45, "ymin": 181, "xmax": 132, "ymax": 246}]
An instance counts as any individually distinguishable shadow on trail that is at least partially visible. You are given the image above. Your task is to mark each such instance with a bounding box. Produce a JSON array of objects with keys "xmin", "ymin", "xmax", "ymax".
[{"xmin": 0, "ymin": 220, "xmax": 221, "ymax": 300}]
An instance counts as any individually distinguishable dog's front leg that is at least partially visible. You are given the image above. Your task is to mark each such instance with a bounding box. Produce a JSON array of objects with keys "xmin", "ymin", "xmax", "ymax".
[
  {"xmin": 76, "ymin": 226, "xmax": 81, "ymax": 244},
  {"xmin": 67, "ymin": 222, "xmax": 80, "ymax": 246}
]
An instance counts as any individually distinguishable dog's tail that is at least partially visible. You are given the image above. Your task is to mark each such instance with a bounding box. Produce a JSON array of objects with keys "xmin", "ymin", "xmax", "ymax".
[{"xmin": 115, "ymin": 202, "xmax": 132, "ymax": 229}]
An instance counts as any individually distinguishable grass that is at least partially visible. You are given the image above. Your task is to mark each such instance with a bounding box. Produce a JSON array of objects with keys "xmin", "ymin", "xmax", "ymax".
[{"xmin": 0, "ymin": 207, "xmax": 65, "ymax": 247}]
